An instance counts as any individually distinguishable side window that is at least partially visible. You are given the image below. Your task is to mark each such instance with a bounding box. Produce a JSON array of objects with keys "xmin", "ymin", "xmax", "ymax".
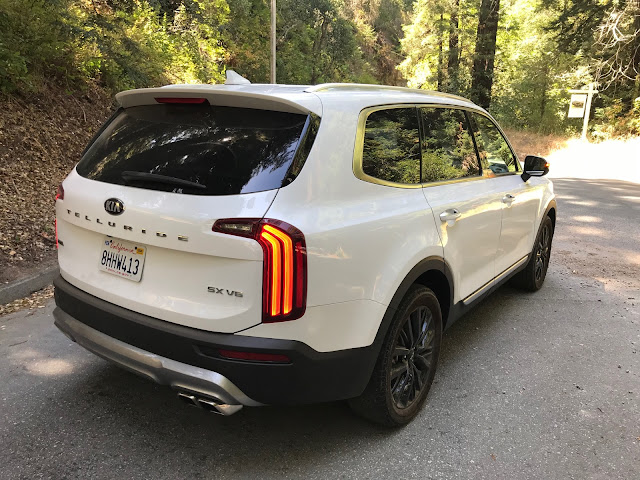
[
  {"xmin": 420, "ymin": 107, "xmax": 480, "ymax": 183},
  {"xmin": 362, "ymin": 108, "xmax": 421, "ymax": 184},
  {"xmin": 469, "ymin": 113, "xmax": 519, "ymax": 175}
]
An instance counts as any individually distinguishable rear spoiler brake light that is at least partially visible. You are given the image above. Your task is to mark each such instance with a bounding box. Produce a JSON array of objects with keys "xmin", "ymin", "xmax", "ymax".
[{"xmin": 154, "ymin": 97, "xmax": 208, "ymax": 104}]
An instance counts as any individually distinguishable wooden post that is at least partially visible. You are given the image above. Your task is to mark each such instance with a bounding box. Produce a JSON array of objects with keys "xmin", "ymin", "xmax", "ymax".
[
  {"xmin": 568, "ymin": 83, "xmax": 598, "ymax": 141},
  {"xmin": 581, "ymin": 83, "xmax": 595, "ymax": 140},
  {"xmin": 270, "ymin": 0, "xmax": 276, "ymax": 84}
]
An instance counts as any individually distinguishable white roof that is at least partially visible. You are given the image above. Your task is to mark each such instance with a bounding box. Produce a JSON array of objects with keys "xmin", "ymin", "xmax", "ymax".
[{"xmin": 115, "ymin": 83, "xmax": 479, "ymax": 116}]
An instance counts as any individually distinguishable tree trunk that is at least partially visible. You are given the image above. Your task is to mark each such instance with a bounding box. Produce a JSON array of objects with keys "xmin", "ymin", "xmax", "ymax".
[
  {"xmin": 471, "ymin": 0, "xmax": 501, "ymax": 109},
  {"xmin": 539, "ymin": 61, "xmax": 549, "ymax": 126},
  {"xmin": 437, "ymin": 13, "xmax": 444, "ymax": 91},
  {"xmin": 632, "ymin": 6, "xmax": 640, "ymax": 82},
  {"xmin": 447, "ymin": 0, "xmax": 460, "ymax": 93},
  {"xmin": 310, "ymin": 15, "xmax": 329, "ymax": 84}
]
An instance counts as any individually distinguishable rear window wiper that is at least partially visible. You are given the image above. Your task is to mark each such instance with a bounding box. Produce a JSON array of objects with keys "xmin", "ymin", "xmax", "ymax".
[{"xmin": 121, "ymin": 171, "xmax": 206, "ymax": 190}]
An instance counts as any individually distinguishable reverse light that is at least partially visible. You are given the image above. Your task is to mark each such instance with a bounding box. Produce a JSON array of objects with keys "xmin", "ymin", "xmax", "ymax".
[
  {"xmin": 218, "ymin": 349, "xmax": 290, "ymax": 363},
  {"xmin": 213, "ymin": 218, "xmax": 307, "ymax": 322},
  {"xmin": 154, "ymin": 97, "xmax": 208, "ymax": 104}
]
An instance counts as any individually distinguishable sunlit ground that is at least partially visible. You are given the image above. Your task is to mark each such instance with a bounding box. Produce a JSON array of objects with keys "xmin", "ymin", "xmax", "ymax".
[
  {"xmin": 506, "ymin": 131, "xmax": 640, "ymax": 183},
  {"xmin": 546, "ymin": 137, "xmax": 640, "ymax": 182}
]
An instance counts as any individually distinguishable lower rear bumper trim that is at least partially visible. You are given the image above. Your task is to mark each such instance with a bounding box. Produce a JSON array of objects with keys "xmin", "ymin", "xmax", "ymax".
[{"xmin": 53, "ymin": 308, "xmax": 262, "ymax": 407}]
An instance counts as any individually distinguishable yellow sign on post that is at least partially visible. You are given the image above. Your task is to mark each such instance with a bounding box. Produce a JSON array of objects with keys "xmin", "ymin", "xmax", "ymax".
[{"xmin": 568, "ymin": 94, "xmax": 587, "ymax": 118}]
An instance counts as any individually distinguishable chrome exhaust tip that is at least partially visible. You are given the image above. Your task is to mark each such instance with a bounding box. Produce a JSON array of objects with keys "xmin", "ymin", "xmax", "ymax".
[
  {"xmin": 197, "ymin": 398, "xmax": 243, "ymax": 416},
  {"xmin": 177, "ymin": 392, "xmax": 199, "ymax": 407},
  {"xmin": 177, "ymin": 392, "xmax": 243, "ymax": 416}
]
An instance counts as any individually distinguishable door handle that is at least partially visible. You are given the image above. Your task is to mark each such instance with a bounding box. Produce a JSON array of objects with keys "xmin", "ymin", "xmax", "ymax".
[
  {"xmin": 439, "ymin": 209, "xmax": 462, "ymax": 223},
  {"xmin": 502, "ymin": 194, "xmax": 516, "ymax": 204}
]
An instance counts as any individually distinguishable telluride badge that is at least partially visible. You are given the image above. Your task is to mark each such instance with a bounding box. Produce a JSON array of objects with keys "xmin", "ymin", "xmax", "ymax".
[{"xmin": 104, "ymin": 198, "xmax": 125, "ymax": 215}]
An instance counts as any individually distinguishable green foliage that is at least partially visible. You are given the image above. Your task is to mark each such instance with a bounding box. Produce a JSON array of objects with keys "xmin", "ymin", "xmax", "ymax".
[
  {"xmin": 0, "ymin": 0, "xmax": 412, "ymax": 95},
  {"xmin": 592, "ymin": 97, "xmax": 640, "ymax": 139},
  {"xmin": 399, "ymin": 0, "xmax": 478, "ymax": 93},
  {"xmin": 74, "ymin": 0, "xmax": 229, "ymax": 91},
  {"xmin": 222, "ymin": 0, "xmax": 270, "ymax": 82},
  {"xmin": 0, "ymin": 0, "xmax": 230, "ymax": 94},
  {"xmin": 0, "ymin": 0, "xmax": 76, "ymax": 93}
]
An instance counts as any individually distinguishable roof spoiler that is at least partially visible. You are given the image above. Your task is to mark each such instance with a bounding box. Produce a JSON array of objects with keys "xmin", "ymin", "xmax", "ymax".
[{"xmin": 115, "ymin": 86, "xmax": 321, "ymax": 116}]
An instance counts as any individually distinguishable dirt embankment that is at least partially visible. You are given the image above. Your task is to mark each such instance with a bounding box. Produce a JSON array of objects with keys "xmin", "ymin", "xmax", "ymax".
[
  {"xmin": 502, "ymin": 129, "xmax": 569, "ymax": 159},
  {"xmin": 0, "ymin": 85, "xmax": 114, "ymax": 283}
]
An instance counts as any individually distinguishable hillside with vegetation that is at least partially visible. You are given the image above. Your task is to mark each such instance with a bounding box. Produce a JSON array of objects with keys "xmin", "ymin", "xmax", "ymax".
[{"xmin": 0, "ymin": 0, "xmax": 639, "ymax": 282}]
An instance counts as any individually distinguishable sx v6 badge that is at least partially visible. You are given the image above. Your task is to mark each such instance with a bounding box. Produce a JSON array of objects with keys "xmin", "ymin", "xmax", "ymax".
[{"xmin": 208, "ymin": 286, "xmax": 243, "ymax": 298}]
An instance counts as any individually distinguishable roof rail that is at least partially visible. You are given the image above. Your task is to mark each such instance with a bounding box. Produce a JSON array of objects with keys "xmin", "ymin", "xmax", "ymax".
[{"xmin": 305, "ymin": 83, "xmax": 470, "ymax": 102}]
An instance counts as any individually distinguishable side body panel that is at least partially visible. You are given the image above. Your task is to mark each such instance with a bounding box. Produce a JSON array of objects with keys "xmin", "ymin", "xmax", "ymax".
[
  {"xmin": 422, "ymin": 179, "xmax": 502, "ymax": 303},
  {"xmin": 494, "ymin": 175, "xmax": 546, "ymax": 274}
]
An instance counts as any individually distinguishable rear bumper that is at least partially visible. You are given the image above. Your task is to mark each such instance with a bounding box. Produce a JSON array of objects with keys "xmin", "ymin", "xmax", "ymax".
[{"xmin": 53, "ymin": 276, "xmax": 378, "ymax": 405}]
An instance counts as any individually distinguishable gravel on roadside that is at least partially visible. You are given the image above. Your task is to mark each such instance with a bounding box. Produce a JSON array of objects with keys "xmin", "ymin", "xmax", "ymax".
[{"xmin": 0, "ymin": 284, "xmax": 54, "ymax": 316}]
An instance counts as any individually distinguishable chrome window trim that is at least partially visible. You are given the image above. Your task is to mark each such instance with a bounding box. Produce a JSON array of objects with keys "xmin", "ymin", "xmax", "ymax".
[{"xmin": 353, "ymin": 103, "xmax": 521, "ymax": 190}]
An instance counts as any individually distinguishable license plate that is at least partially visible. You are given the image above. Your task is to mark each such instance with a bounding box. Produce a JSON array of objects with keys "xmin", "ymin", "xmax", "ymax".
[{"xmin": 98, "ymin": 237, "xmax": 147, "ymax": 282}]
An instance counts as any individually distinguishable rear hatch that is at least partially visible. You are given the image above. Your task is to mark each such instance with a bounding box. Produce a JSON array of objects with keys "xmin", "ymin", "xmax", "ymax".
[{"xmin": 56, "ymin": 92, "xmax": 319, "ymax": 333}]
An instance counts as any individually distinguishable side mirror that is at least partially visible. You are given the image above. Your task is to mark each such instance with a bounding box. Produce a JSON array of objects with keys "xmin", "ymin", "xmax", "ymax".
[{"xmin": 521, "ymin": 155, "xmax": 549, "ymax": 182}]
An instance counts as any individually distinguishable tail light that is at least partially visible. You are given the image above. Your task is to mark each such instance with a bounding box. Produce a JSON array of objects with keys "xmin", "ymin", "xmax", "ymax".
[
  {"xmin": 55, "ymin": 184, "xmax": 63, "ymax": 249},
  {"xmin": 213, "ymin": 218, "xmax": 307, "ymax": 322}
]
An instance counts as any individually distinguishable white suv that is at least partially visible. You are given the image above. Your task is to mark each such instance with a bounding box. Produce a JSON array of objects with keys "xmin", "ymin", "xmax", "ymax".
[{"xmin": 53, "ymin": 81, "xmax": 556, "ymax": 426}]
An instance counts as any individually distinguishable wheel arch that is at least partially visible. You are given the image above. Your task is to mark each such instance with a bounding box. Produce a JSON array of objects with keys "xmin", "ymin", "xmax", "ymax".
[
  {"xmin": 545, "ymin": 199, "xmax": 557, "ymax": 230},
  {"xmin": 373, "ymin": 256, "xmax": 454, "ymax": 352},
  {"xmin": 539, "ymin": 198, "xmax": 558, "ymax": 230}
]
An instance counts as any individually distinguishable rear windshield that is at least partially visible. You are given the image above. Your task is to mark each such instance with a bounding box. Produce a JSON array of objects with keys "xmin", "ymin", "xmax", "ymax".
[{"xmin": 76, "ymin": 104, "xmax": 315, "ymax": 195}]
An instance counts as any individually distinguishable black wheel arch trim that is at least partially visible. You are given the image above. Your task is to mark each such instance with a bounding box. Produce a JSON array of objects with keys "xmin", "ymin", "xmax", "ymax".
[
  {"xmin": 544, "ymin": 198, "xmax": 557, "ymax": 227},
  {"xmin": 371, "ymin": 256, "xmax": 453, "ymax": 356}
]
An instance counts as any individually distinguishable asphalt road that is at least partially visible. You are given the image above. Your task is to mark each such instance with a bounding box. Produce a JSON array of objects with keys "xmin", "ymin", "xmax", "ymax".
[{"xmin": 1, "ymin": 179, "xmax": 639, "ymax": 480}]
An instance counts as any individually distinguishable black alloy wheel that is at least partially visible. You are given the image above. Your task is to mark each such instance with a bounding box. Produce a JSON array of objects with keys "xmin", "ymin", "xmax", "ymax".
[
  {"xmin": 348, "ymin": 285, "xmax": 442, "ymax": 427},
  {"xmin": 511, "ymin": 214, "xmax": 554, "ymax": 291},
  {"xmin": 535, "ymin": 221, "xmax": 552, "ymax": 283},
  {"xmin": 390, "ymin": 305, "xmax": 436, "ymax": 410}
]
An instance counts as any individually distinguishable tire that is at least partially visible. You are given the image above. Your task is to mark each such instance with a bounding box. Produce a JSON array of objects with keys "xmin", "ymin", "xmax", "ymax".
[
  {"xmin": 348, "ymin": 285, "xmax": 442, "ymax": 427},
  {"xmin": 511, "ymin": 215, "xmax": 554, "ymax": 291}
]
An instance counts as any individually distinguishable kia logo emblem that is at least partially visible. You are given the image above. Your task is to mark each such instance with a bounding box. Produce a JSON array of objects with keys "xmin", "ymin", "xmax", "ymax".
[{"xmin": 104, "ymin": 198, "xmax": 125, "ymax": 215}]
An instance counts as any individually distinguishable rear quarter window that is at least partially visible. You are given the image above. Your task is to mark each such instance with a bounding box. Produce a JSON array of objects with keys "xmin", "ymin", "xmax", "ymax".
[
  {"xmin": 361, "ymin": 107, "xmax": 421, "ymax": 185},
  {"xmin": 76, "ymin": 104, "xmax": 316, "ymax": 195}
]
